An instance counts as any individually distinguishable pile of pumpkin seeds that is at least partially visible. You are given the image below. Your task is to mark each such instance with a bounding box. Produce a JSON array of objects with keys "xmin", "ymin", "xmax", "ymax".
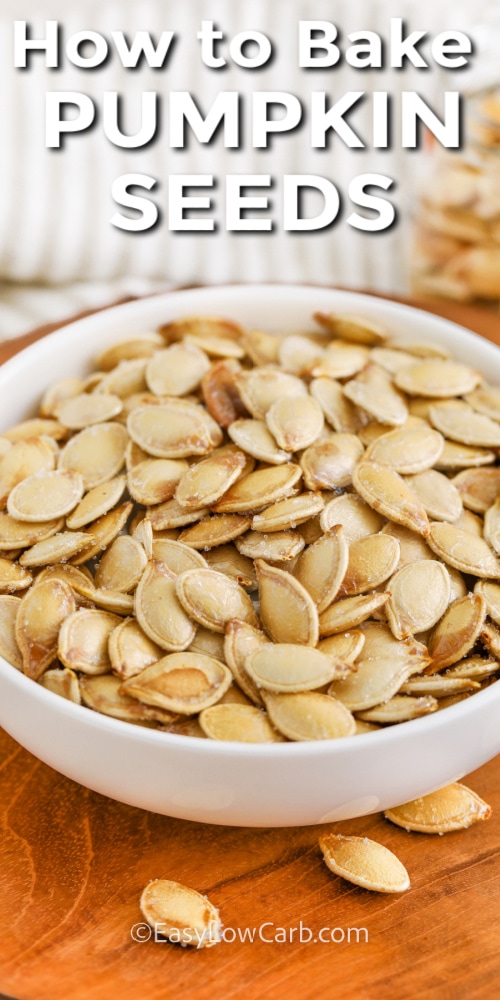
[{"xmin": 1, "ymin": 311, "xmax": 500, "ymax": 742}]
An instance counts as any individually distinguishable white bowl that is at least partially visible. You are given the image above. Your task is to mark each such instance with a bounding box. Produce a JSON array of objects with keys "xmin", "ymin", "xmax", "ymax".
[{"xmin": 0, "ymin": 285, "xmax": 499, "ymax": 827}]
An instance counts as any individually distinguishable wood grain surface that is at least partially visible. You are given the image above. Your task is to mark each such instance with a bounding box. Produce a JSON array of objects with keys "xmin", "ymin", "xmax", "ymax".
[{"xmin": 1, "ymin": 293, "xmax": 500, "ymax": 1000}]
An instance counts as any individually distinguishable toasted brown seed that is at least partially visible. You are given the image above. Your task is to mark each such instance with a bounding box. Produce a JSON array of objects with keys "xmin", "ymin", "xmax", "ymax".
[
  {"xmin": 452, "ymin": 468, "xmax": 500, "ymax": 514},
  {"xmin": 70, "ymin": 502, "xmax": 133, "ymax": 565},
  {"xmin": 199, "ymin": 703, "xmax": 283, "ymax": 742},
  {"xmin": 339, "ymin": 533, "xmax": 400, "ymax": 597},
  {"xmin": 140, "ymin": 878, "xmax": 221, "ymax": 949},
  {"xmin": 66, "ymin": 476, "xmax": 127, "ymax": 528},
  {"xmin": 300, "ymin": 435, "xmax": 364, "ymax": 490},
  {"xmin": 481, "ymin": 621, "xmax": 500, "ymax": 659},
  {"xmin": 19, "ymin": 531, "xmax": 94, "ymax": 567},
  {"xmin": 319, "ymin": 592, "xmax": 390, "ymax": 636},
  {"xmin": 109, "ymin": 617, "xmax": 163, "ymax": 680},
  {"xmin": 246, "ymin": 643, "xmax": 347, "ymax": 693},
  {"xmin": 178, "ymin": 514, "xmax": 252, "ymax": 549},
  {"xmin": 59, "ymin": 422, "xmax": 128, "ymax": 489},
  {"xmin": 384, "ymin": 783, "xmax": 491, "ymax": 833},
  {"xmin": 175, "ymin": 568, "xmax": 258, "ymax": 633},
  {"xmin": 427, "ymin": 522, "xmax": 500, "ymax": 577},
  {"xmin": 266, "ymin": 395, "xmax": 324, "ymax": 452},
  {"xmin": 314, "ymin": 312, "xmax": 388, "ymax": 345},
  {"xmin": 263, "ymin": 690, "xmax": 355, "ymax": 740},
  {"xmin": 343, "ymin": 364, "xmax": 408, "ymax": 426},
  {"xmin": 58, "ymin": 609, "xmax": 122, "ymax": 674},
  {"xmin": 135, "ymin": 560, "xmax": 196, "ymax": 652},
  {"xmin": 319, "ymin": 834, "xmax": 410, "ymax": 893},
  {"xmin": 236, "ymin": 530, "xmax": 304, "ymax": 562},
  {"xmin": 80, "ymin": 673, "xmax": 175, "ymax": 724},
  {"xmin": 213, "ymin": 464, "xmax": 302, "ymax": 514},
  {"xmin": 128, "ymin": 459, "xmax": 188, "ymax": 506},
  {"xmin": 256, "ymin": 559, "xmax": 319, "ymax": 646},
  {"xmin": 201, "ymin": 359, "xmax": 247, "ymax": 429},
  {"xmin": 293, "ymin": 526, "xmax": 349, "ymax": 612},
  {"xmin": 235, "ymin": 368, "xmax": 307, "ymax": 419},
  {"xmin": 395, "ymin": 360, "xmax": 481, "ymax": 398},
  {"xmin": 127, "ymin": 401, "xmax": 222, "ymax": 458},
  {"xmin": 356, "ymin": 695, "xmax": 438, "ymax": 723},
  {"xmin": 175, "ymin": 450, "xmax": 247, "ymax": 509},
  {"xmin": 405, "ymin": 469, "xmax": 463, "ymax": 522},
  {"xmin": 0, "ymin": 595, "xmax": 23, "ymax": 669},
  {"xmin": 54, "ymin": 393, "xmax": 123, "ymax": 429},
  {"xmin": 320, "ymin": 493, "xmax": 385, "ymax": 541},
  {"xmin": 94, "ymin": 535, "xmax": 148, "ymax": 592},
  {"xmin": 16, "ymin": 579, "xmax": 76, "ymax": 679},
  {"xmin": 0, "ymin": 557, "xmax": 32, "ymax": 593},
  {"xmin": 352, "ymin": 462, "xmax": 430, "ymax": 537},
  {"xmin": 386, "ymin": 560, "xmax": 451, "ymax": 640},
  {"xmin": 39, "ymin": 665, "xmax": 81, "ymax": 703},
  {"xmin": 317, "ymin": 630, "xmax": 365, "ymax": 664},
  {"xmin": 427, "ymin": 593, "xmax": 486, "ymax": 672},
  {"xmin": 430, "ymin": 400, "xmax": 500, "ymax": 448},
  {"xmin": 365, "ymin": 425, "xmax": 444, "ymax": 474},
  {"xmin": 123, "ymin": 651, "xmax": 232, "ymax": 714},
  {"xmin": 8, "ymin": 469, "xmax": 84, "ymax": 522},
  {"xmin": 145, "ymin": 342, "xmax": 210, "ymax": 397}
]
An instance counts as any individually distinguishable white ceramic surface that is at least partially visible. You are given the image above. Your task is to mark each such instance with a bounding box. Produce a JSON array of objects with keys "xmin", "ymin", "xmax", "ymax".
[{"xmin": 0, "ymin": 285, "xmax": 499, "ymax": 828}]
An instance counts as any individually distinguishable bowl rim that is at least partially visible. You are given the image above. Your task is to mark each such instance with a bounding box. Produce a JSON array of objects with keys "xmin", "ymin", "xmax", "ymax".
[{"xmin": 2, "ymin": 282, "xmax": 500, "ymax": 757}]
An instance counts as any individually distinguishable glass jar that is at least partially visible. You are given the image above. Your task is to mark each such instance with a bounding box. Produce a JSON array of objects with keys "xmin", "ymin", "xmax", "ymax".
[{"xmin": 411, "ymin": 88, "xmax": 500, "ymax": 307}]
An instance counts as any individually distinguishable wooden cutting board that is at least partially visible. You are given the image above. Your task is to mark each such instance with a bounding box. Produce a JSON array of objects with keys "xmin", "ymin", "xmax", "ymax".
[{"xmin": 1, "ymin": 294, "xmax": 500, "ymax": 1000}]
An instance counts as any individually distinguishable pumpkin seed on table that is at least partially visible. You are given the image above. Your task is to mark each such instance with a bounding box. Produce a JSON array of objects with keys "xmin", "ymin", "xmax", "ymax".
[
  {"xmin": 16, "ymin": 579, "xmax": 76, "ymax": 679},
  {"xmin": 199, "ymin": 703, "xmax": 284, "ymax": 742},
  {"xmin": 245, "ymin": 643, "xmax": 348, "ymax": 693},
  {"xmin": 122, "ymin": 651, "xmax": 232, "ymax": 714},
  {"xmin": 353, "ymin": 462, "xmax": 430, "ymax": 537},
  {"xmin": 0, "ymin": 595, "xmax": 23, "ymax": 670},
  {"xmin": 263, "ymin": 690, "xmax": 355, "ymax": 741},
  {"xmin": 140, "ymin": 879, "xmax": 221, "ymax": 949},
  {"xmin": 255, "ymin": 559, "xmax": 319, "ymax": 646},
  {"xmin": 319, "ymin": 834, "xmax": 410, "ymax": 893},
  {"xmin": 39, "ymin": 665, "xmax": 81, "ymax": 703},
  {"xmin": 175, "ymin": 568, "xmax": 258, "ymax": 633},
  {"xmin": 386, "ymin": 560, "xmax": 451, "ymax": 640},
  {"xmin": 384, "ymin": 783, "xmax": 491, "ymax": 833}
]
